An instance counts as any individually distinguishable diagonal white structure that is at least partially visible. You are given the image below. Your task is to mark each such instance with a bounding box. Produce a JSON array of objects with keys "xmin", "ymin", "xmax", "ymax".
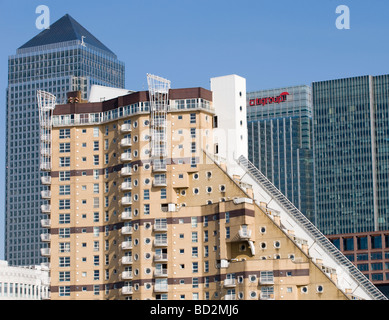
[
  {"xmin": 37, "ymin": 90, "xmax": 56, "ymax": 172},
  {"xmin": 147, "ymin": 74, "xmax": 171, "ymax": 170}
]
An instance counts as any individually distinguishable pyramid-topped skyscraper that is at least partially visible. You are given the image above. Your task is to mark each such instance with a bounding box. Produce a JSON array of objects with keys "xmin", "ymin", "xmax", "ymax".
[{"xmin": 5, "ymin": 14, "xmax": 125, "ymax": 266}]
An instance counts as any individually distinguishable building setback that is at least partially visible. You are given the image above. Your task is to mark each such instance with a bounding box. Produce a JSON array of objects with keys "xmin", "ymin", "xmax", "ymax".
[
  {"xmin": 247, "ymin": 85, "xmax": 314, "ymax": 223},
  {"xmin": 37, "ymin": 74, "xmax": 386, "ymax": 300},
  {"xmin": 5, "ymin": 14, "xmax": 125, "ymax": 266}
]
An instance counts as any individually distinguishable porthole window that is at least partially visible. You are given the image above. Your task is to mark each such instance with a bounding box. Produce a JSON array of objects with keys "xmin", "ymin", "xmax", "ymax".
[
  {"xmin": 206, "ymin": 186, "xmax": 212, "ymax": 193},
  {"xmin": 206, "ymin": 200, "xmax": 213, "ymax": 205},
  {"xmin": 134, "ymin": 283, "xmax": 139, "ymax": 290},
  {"xmin": 193, "ymin": 173, "xmax": 199, "ymax": 180},
  {"xmin": 193, "ymin": 187, "xmax": 199, "ymax": 195},
  {"xmin": 144, "ymin": 238, "xmax": 151, "ymax": 245},
  {"xmin": 288, "ymin": 254, "xmax": 295, "ymax": 261},
  {"xmin": 260, "ymin": 227, "xmax": 266, "ymax": 234},
  {"xmin": 134, "ymin": 238, "xmax": 139, "ymax": 246},
  {"xmin": 206, "ymin": 171, "xmax": 212, "ymax": 179},
  {"xmin": 274, "ymin": 241, "xmax": 281, "ymax": 249},
  {"xmin": 249, "ymin": 275, "xmax": 257, "ymax": 283},
  {"xmin": 133, "ymin": 179, "xmax": 138, "ymax": 186},
  {"xmin": 133, "ymin": 121, "xmax": 138, "ymax": 128},
  {"xmin": 134, "ymin": 253, "xmax": 139, "ymax": 261},
  {"xmin": 238, "ymin": 292, "xmax": 244, "ymax": 299},
  {"xmin": 145, "ymin": 253, "xmax": 151, "ymax": 259},
  {"xmin": 145, "ymin": 268, "xmax": 151, "ymax": 274},
  {"xmin": 260, "ymin": 242, "xmax": 267, "ymax": 249},
  {"xmin": 134, "ymin": 209, "xmax": 139, "ymax": 216},
  {"xmin": 133, "ymin": 135, "xmax": 138, "ymax": 142},
  {"xmin": 133, "ymin": 194, "xmax": 139, "ymax": 201},
  {"xmin": 219, "ymin": 185, "xmax": 226, "ymax": 192},
  {"xmin": 145, "ymin": 283, "xmax": 152, "ymax": 290},
  {"xmin": 143, "ymin": 120, "xmax": 150, "ymax": 126},
  {"xmin": 133, "ymin": 164, "xmax": 138, "ymax": 172},
  {"xmin": 133, "ymin": 150, "xmax": 138, "ymax": 157},
  {"xmin": 301, "ymin": 286, "xmax": 308, "ymax": 294},
  {"xmin": 239, "ymin": 244, "xmax": 246, "ymax": 251},
  {"xmin": 250, "ymin": 291, "xmax": 257, "ymax": 299},
  {"xmin": 144, "ymin": 163, "xmax": 150, "ymax": 170},
  {"xmin": 181, "ymin": 190, "xmax": 186, "ymax": 196},
  {"xmin": 145, "ymin": 222, "xmax": 151, "ymax": 229},
  {"xmin": 317, "ymin": 285, "xmax": 324, "ymax": 293},
  {"xmin": 274, "ymin": 254, "xmax": 281, "ymax": 259},
  {"xmin": 144, "ymin": 178, "xmax": 150, "ymax": 185}
]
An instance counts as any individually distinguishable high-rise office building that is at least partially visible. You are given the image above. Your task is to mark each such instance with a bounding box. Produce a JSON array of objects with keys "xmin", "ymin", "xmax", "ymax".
[
  {"xmin": 5, "ymin": 14, "xmax": 125, "ymax": 266},
  {"xmin": 247, "ymin": 86, "xmax": 314, "ymax": 222},
  {"xmin": 36, "ymin": 74, "xmax": 385, "ymax": 300},
  {"xmin": 312, "ymin": 75, "xmax": 389, "ymax": 235}
]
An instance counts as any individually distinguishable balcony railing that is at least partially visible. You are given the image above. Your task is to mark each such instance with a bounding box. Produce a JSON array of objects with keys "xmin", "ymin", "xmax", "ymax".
[
  {"xmin": 154, "ymin": 254, "xmax": 168, "ymax": 262},
  {"xmin": 153, "ymin": 176, "xmax": 167, "ymax": 187},
  {"xmin": 224, "ymin": 294, "xmax": 237, "ymax": 300},
  {"xmin": 153, "ymin": 223, "xmax": 168, "ymax": 232},
  {"xmin": 41, "ymin": 219, "xmax": 51, "ymax": 228},
  {"xmin": 41, "ymin": 204, "xmax": 51, "ymax": 213},
  {"xmin": 121, "ymin": 286, "xmax": 134, "ymax": 295},
  {"xmin": 120, "ymin": 167, "xmax": 132, "ymax": 176},
  {"xmin": 238, "ymin": 229, "xmax": 252, "ymax": 240},
  {"xmin": 121, "ymin": 226, "xmax": 133, "ymax": 235},
  {"xmin": 121, "ymin": 211, "xmax": 132, "ymax": 221},
  {"xmin": 152, "ymin": 160, "xmax": 167, "ymax": 173},
  {"xmin": 121, "ymin": 241, "xmax": 132, "ymax": 250},
  {"xmin": 154, "ymin": 285, "xmax": 169, "ymax": 293},
  {"xmin": 223, "ymin": 279, "xmax": 236, "ymax": 288},
  {"xmin": 121, "ymin": 181, "xmax": 132, "ymax": 191},
  {"xmin": 41, "ymin": 190, "xmax": 51, "ymax": 199},
  {"xmin": 120, "ymin": 138, "xmax": 132, "ymax": 148},
  {"xmin": 121, "ymin": 196, "xmax": 132, "ymax": 206},
  {"xmin": 40, "ymin": 233, "xmax": 51, "ymax": 242},
  {"xmin": 154, "ymin": 238, "xmax": 168, "ymax": 247},
  {"xmin": 40, "ymin": 163, "xmax": 51, "ymax": 171},
  {"xmin": 121, "ymin": 153, "xmax": 132, "ymax": 162},
  {"xmin": 154, "ymin": 269, "xmax": 168, "ymax": 277},
  {"xmin": 120, "ymin": 123, "xmax": 132, "ymax": 133},
  {"xmin": 41, "ymin": 176, "xmax": 51, "ymax": 185},
  {"xmin": 121, "ymin": 271, "xmax": 133, "ymax": 280},
  {"xmin": 40, "ymin": 248, "xmax": 50, "ymax": 257},
  {"xmin": 121, "ymin": 256, "xmax": 133, "ymax": 265}
]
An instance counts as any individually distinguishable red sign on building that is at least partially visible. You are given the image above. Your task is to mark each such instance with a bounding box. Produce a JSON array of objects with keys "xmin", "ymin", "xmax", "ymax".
[{"xmin": 249, "ymin": 92, "xmax": 289, "ymax": 107}]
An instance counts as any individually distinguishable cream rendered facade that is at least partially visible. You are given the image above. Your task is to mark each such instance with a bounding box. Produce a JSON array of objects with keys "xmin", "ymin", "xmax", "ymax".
[{"xmin": 39, "ymin": 75, "xmax": 386, "ymax": 300}]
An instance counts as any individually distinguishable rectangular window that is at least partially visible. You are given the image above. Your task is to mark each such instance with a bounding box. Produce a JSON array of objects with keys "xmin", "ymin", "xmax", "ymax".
[
  {"xmin": 59, "ymin": 286, "xmax": 71, "ymax": 297},
  {"xmin": 59, "ymin": 242, "xmax": 71, "ymax": 253},
  {"xmin": 191, "ymin": 142, "xmax": 196, "ymax": 153},
  {"xmin": 93, "ymin": 141, "xmax": 99, "ymax": 151},
  {"xmin": 59, "ymin": 143, "xmax": 71, "ymax": 153},
  {"xmin": 59, "ymin": 228, "xmax": 70, "ymax": 238},
  {"xmin": 59, "ymin": 157, "xmax": 70, "ymax": 167},
  {"xmin": 59, "ymin": 171, "xmax": 70, "ymax": 181},
  {"xmin": 93, "ymin": 127, "xmax": 99, "ymax": 137},
  {"xmin": 161, "ymin": 188, "xmax": 167, "ymax": 199},
  {"xmin": 59, "ymin": 199, "xmax": 71, "ymax": 210},
  {"xmin": 144, "ymin": 204, "xmax": 150, "ymax": 215},
  {"xmin": 94, "ymin": 197, "xmax": 99, "ymax": 208},
  {"xmin": 192, "ymin": 232, "xmax": 198, "ymax": 243},
  {"xmin": 59, "ymin": 271, "xmax": 71, "ymax": 282},
  {"xmin": 59, "ymin": 214, "xmax": 70, "ymax": 224},
  {"xmin": 93, "ymin": 212, "xmax": 99, "ymax": 222},
  {"xmin": 59, "ymin": 256, "xmax": 70, "ymax": 267},
  {"xmin": 93, "ymin": 155, "xmax": 99, "ymax": 166},
  {"xmin": 59, "ymin": 185, "xmax": 71, "ymax": 195},
  {"xmin": 226, "ymin": 227, "xmax": 230, "ymax": 239},
  {"xmin": 59, "ymin": 129, "xmax": 71, "ymax": 139},
  {"xmin": 192, "ymin": 247, "xmax": 198, "ymax": 258},
  {"xmin": 93, "ymin": 184, "xmax": 99, "ymax": 194},
  {"xmin": 93, "ymin": 169, "xmax": 99, "ymax": 180},
  {"xmin": 144, "ymin": 189, "xmax": 150, "ymax": 200},
  {"xmin": 192, "ymin": 262, "xmax": 198, "ymax": 273},
  {"xmin": 190, "ymin": 113, "xmax": 196, "ymax": 124},
  {"xmin": 190, "ymin": 128, "xmax": 196, "ymax": 138},
  {"xmin": 191, "ymin": 217, "xmax": 198, "ymax": 228}
]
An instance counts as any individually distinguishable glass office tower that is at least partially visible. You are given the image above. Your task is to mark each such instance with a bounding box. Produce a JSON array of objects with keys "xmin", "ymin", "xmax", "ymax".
[
  {"xmin": 312, "ymin": 75, "xmax": 389, "ymax": 235},
  {"xmin": 247, "ymin": 85, "xmax": 314, "ymax": 222},
  {"xmin": 5, "ymin": 14, "xmax": 125, "ymax": 266}
]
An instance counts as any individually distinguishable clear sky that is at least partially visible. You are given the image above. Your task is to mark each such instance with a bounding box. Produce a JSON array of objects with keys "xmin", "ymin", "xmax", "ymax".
[{"xmin": 0, "ymin": 0, "xmax": 389, "ymax": 260}]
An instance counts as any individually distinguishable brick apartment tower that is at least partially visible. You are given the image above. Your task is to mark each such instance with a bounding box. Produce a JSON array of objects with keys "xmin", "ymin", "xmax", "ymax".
[{"xmin": 38, "ymin": 74, "xmax": 386, "ymax": 300}]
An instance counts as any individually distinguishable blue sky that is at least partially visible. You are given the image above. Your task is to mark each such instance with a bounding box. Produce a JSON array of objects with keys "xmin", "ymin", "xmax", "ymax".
[{"xmin": 0, "ymin": 0, "xmax": 389, "ymax": 259}]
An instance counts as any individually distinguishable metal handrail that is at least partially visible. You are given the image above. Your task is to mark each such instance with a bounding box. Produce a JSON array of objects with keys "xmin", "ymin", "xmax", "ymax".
[{"xmin": 237, "ymin": 155, "xmax": 387, "ymax": 300}]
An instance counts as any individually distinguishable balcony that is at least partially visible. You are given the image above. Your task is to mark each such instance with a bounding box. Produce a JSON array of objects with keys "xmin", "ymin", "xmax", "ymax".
[
  {"xmin": 41, "ymin": 219, "xmax": 51, "ymax": 228},
  {"xmin": 121, "ymin": 211, "xmax": 132, "ymax": 221},
  {"xmin": 153, "ymin": 223, "xmax": 168, "ymax": 232},
  {"xmin": 154, "ymin": 238, "xmax": 168, "ymax": 247},
  {"xmin": 121, "ymin": 181, "xmax": 132, "ymax": 191},
  {"xmin": 121, "ymin": 256, "xmax": 133, "ymax": 265},
  {"xmin": 41, "ymin": 190, "xmax": 51, "ymax": 199},
  {"xmin": 223, "ymin": 279, "xmax": 236, "ymax": 288},
  {"xmin": 41, "ymin": 176, "xmax": 51, "ymax": 185},
  {"xmin": 224, "ymin": 294, "xmax": 237, "ymax": 300},
  {"xmin": 121, "ymin": 241, "xmax": 133, "ymax": 250},
  {"xmin": 40, "ymin": 233, "xmax": 51, "ymax": 242},
  {"xmin": 40, "ymin": 163, "xmax": 51, "ymax": 171},
  {"xmin": 41, "ymin": 204, "xmax": 51, "ymax": 213},
  {"xmin": 120, "ymin": 123, "xmax": 132, "ymax": 133},
  {"xmin": 121, "ymin": 196, "xmax": 132, "ymax": 206},
  {"xmin": 238, "ymin": 229, "xmax": 252, "ymax": 240},
  {"xmin": 121, "ymin": 286, "xmax": 133, "ymax": 295},
  {"xmin": 154, "ymin": 254, "xmax": 168, "ymax": 262},
  {"xmin": 152, "ymin": 160, "xmax": 167, "ymax": 172},
  {"xmin": 154, "ymin": 285, "xmax": 169, "ymax": 293},
  {"xmin": 120, "ymin": 138, "xmax": 132, "ymax": 148},
  {"xmin": 121, "ymin": 271, "xmax": 133, "ymax": 280},
  {"xmin": 154, "ymin": 269, "xmax": 168, "ymax": 277},
  {"xmin": 121, "ymin": 153, "xmax": 132, "ymax": 162},
  {"xmin": 153, "ymin": 176, "xmax": 167, "ymax": 187},
  {"xmin": 40, "ymin": 248, "xmax": 50, "ymax": 257},
  {"xmin": 41, "ymin": 134, "xmax": 51, "ymax": 142},
  {"xmin": 120, "ymin": 167, "xmax": 132, "ymax": 176},
  {"xmin": 40, "ymin": 148, "xmax": 50, "ymax": 156},
  {"xmin": 40, "ymin": 262, "xmax": 50, "ymax": 271},
  {"xmin": 121, "ymin": 226, "xmax": 133, "ymax": 235}
]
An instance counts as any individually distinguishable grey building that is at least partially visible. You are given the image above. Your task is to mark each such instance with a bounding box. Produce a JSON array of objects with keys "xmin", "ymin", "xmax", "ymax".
[
  {"xmin": 312, "ymin": 75, "xmax": 389, "ymax": 235},
  {"xmin": 5, "ymin": 14, "xmax": 125, "ymax": 266},
  {"xmin": 247, "ymin": 85, "xmax": 314, "ymax": 222}
]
